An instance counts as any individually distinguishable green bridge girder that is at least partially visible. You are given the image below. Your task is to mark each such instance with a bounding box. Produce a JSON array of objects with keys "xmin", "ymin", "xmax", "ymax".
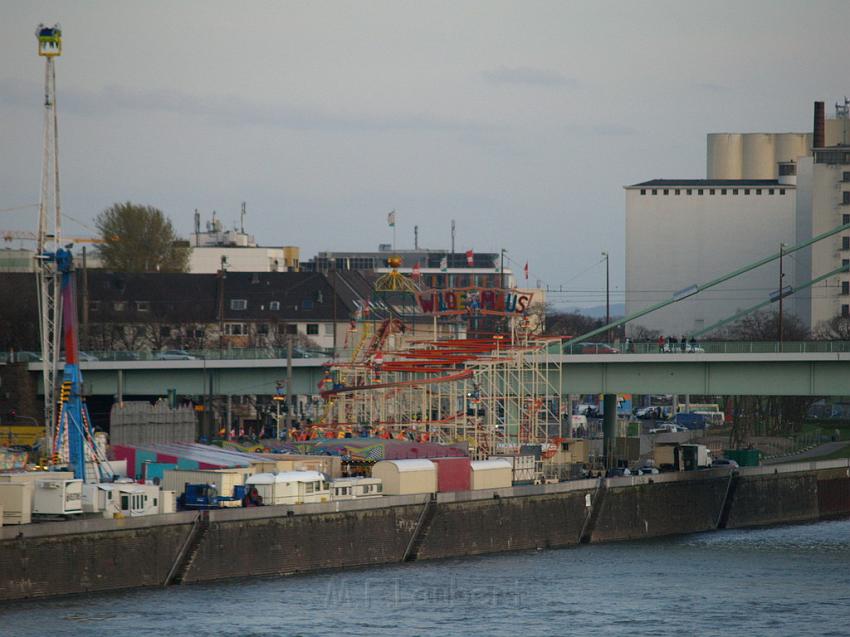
[{"xmin": 27, "ymin": 353, "xmax": 850, "ymax": 398}]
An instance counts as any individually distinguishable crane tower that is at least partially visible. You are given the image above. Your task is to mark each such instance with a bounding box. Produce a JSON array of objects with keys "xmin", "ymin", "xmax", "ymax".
[{"xmin": 35, "ymin": 24, "xmax": 63, "ymax": 453}]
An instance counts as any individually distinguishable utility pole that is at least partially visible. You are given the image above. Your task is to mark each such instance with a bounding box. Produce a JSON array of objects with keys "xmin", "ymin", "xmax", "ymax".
[
  {"xmin": 218, "ymin": 255, "xmax": 227, "ymax": 353},
  {"xmin": 779, "ymin": 242, "xmax": 785, "ymax": 347},
  {"xmin": 451, "ymin": 220, "xmax": 456, "ymax": 256},
  {"xmin": 602, "ymin": 251, "xmax": 610, "ymax": 342},
  {"xmin": 286, "ymin": 336, "xmax": 294, "ymax": 430}
]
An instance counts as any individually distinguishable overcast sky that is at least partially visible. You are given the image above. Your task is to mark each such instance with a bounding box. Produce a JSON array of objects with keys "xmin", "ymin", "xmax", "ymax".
[{"xmin": 2, "ymin": 1, "xmax": 849, "ymax": 308}]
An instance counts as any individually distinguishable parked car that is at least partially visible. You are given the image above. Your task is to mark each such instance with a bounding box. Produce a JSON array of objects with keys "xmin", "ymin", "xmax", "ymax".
[
  {"xmin": 565, "ymin": 342, "xmax": 620, "ymax": 354},
  {"xmin": 11, "ymin": 351, "xmax": 42, "ymax": 362},
  {"xmin": 711, "ymin": 458, "xmax": 739, "ymax": 469},
  {"xmin": 606, "ymin": 467, "xmax": 632, "ymax": 477},
  {"xmin": 649, "ymin": 423, "xmax": 688, "ymax": 434},
  {"xmin": 635, "ymin": 466, "xmax": 660, "ymax": 475},
  {"xmin": 154, "ymin": 349, "xmax": 197, "ymax": 360},
  {"xmin": 635, "ymin": 406, "xmax": 665, "ymax": 419}
]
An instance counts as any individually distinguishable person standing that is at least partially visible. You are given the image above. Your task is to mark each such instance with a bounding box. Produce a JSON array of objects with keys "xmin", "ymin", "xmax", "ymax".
[{"xmin": 657, "ymin": 335, "xmax": 665, "ymax": 353}]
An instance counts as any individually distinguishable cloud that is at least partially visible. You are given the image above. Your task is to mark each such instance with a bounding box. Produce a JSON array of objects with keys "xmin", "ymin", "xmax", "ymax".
[
  {"xmin": 0, "ymin": 78, "xmax": 483, "ymax": 134},
  {"xmin": 481, "ymin": 66, "xmax": 579, "ymax": 88}
]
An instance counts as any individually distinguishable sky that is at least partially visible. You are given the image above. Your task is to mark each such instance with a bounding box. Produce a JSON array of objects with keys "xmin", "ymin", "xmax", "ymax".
[{"xmin": 2, "ymin": 0, "xmax": 850, "ymax": 309}]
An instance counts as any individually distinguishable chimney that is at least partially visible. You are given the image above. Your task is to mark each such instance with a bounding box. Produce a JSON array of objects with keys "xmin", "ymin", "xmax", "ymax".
[{"xmin": 813, "ymin": 101, "xmax": 825, "ymax": 149}]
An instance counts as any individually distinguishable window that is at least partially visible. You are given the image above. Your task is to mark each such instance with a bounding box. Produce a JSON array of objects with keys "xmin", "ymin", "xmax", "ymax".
[
  {"xmin": 709, "ymin": 189, "xmax": 715, "ymax": 195},
  {"xmin": 225, "ymin": 323, "xmax": 246, "ymax": 336},
  {"xmin": 193, "ymin": 328, "xmax": 204, "ymax": 338},
  {"xmin": 640, "ymin": 189, "xmax": 646, "ymax": 195},
  {"xmin": 285, "ymin": 324, "xmax": 297, "ymax": 335},
  {"xmin": 843, "ymin": 305, "xmax": 850, "ymax": 318},
  {"xmin": 842, "ymin": 282, "xmax": 849, "ymax": 296},
  {"xmin": 324, "ymin": 323, "xmax": 334, "ymax": 336},
  {"xmin": 135, "ymin": 301, "xmax": 150, "ymax": 312},
  {"xmin": 843, "ymin": 259, "xmax": 849, "ymax": 268},
  {"xmin": 230, "ymin": 299, "xmax": 247, "ymax": 311},
  {"xmin": 744, "ymin": 188, "xmax": 751, "ymax": 195},
  {"xmin": 686, "ymin": 189, "xmax": 692, "ymax": 195},
  {"xmin": 721, "ymin": 189, "xmax": 727, "ymax": 195},
  {"xmin": 89, "ymin": 301, "xmax": 100, "ymax": 312},
  {"xmin": 121, "ymin": 495, "xmax": 129, "ymax": 510},
  {"xmin": 651, "ymin": 189, "xmax": 658, "ymax": 195},
  {"xmin": 269, "ymin": 301, "xmax": 280, "ymax": 311},
  {"xmin": 768, "ymin": 188, "xmax": 775, "ymax": 195},
  {"xmin": 113, "ymin": 301, "xmax": 126, "ymax": 312},
  {"xmin": 732, "ymin": 189, "xmax": 739, "ymax": 195},
  {"xmin": 301, "ymin": 299, "xmax": 314, "ymax": 311},
  {"xmin": 305, "ymin": 482, "xmax": 315, "ymax": 494},
  {"xmin": 663, "ymin": 189, "xmax": 669, "ymax": 195},
  {"xmin": 306, "ymin": 324, "xmax": 319, "ymax": 335},
  {"xmin": 697, "ymin": 189, "xmax": 704, "ymax": 195},
  {"xmin": 843, "ymin": 214, "xmax": 850, "ymax": 225},
  {"xmin": 844, "ymin": 171, "xmax": 850, "ymax": 182},
  {"xmin": 755, "ymin": 189, "xmax": 762, "ymax": 195},
  {"xmin": 675, "ymin": 189, "xmax": 681, "ymax": 195},
  {"xmin": 844, "ymin": 192, "xmax": 850, "ymax": 204},
  {"xmin": 159, "ymin": 326, "xmax": 170, "ymax": 338},
  {"xmin": 258, "ymin": 323, "xmax": 270, "ymax": 335},
  {"xmin": 779, "ymin": 189, "xmax": 785, "ymax": 195},
  {"xmin": 843, "ymin": 237, "xmax": 850, "ymax": 250}
]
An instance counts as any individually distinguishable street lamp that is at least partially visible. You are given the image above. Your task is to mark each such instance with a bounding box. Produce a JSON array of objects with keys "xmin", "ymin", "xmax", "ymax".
[{"xmin": 779, "ymin": 242, "xmax": 788, "ymax": 346}]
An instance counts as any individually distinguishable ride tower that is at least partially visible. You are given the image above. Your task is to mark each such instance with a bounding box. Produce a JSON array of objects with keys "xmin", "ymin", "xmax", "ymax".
[{"xmin": 35, "ymin": 23, "xmax": 63, "ymax": 453}]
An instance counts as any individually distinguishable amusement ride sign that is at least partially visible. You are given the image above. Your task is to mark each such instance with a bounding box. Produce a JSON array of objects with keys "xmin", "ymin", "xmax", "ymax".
[{"xmin": 415, "ymin": 287, "xmax": 533, "ymax": 316}]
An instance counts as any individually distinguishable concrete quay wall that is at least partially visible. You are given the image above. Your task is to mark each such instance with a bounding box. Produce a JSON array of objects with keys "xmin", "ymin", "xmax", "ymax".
[{"xmin": 0, "ymin": 461, "xmax": 848, "ymax": 601}]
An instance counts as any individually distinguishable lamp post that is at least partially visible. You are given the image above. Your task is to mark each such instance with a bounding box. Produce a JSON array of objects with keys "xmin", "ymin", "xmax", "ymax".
[
  {"xmin": 779, "ymin": 242, "xmax": 787, "ymax": 347},
  {"xmin": 602, "ymin": 251, "xmax": 610, "ymax": 342}
]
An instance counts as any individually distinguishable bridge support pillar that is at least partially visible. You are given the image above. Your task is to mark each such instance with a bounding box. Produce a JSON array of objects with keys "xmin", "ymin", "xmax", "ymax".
[{"xmin": 602, "ymin": 393, "xmax": 617, "ymax": 470}]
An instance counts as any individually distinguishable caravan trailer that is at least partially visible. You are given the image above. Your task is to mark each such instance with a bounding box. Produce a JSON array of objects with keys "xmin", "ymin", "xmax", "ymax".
[{"xmin": 245, "ymin": 471, "xmax": 330, "ymax": 505}]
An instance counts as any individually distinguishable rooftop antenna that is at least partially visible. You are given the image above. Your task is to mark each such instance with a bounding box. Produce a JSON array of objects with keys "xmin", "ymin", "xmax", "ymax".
[
  {"xmin": 240, "ymin": 201, "xmax": 246, "ymax": 234},
  {"xmin": 194, "ymin": 209, "xmax": 200, "ymax": 247},
  {"xmin": 451, "ymin": 219, "xmax": 455, "ymax": 255},
  {"xmin": 414, "ymin": 225, "xmax": 419, "ymax": 250},
  {"xmin": 836, "ymin": 97, "xmax": 850, "ymax": 119}
]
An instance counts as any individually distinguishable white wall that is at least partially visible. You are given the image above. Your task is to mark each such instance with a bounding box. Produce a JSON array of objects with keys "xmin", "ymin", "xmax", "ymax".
[
  {"xmin": 625, "ymin": 185, "xmax": 796, "ymax": 337},
  {"xmin": 189, "ymin": 247, "xmax": 288, "ymax": 273}
]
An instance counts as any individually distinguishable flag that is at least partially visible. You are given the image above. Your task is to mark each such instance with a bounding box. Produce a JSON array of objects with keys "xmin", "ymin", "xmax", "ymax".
[
  {"xmin": 465, "ymin": 249, "xmax": 474, "ymax": 266},
  {"xmin": 412, "ymin": 262, "xmax": 421, "ymax": 280},
  {"xmin": 440, "ymin": 256, "xmax": 448, "ymax": 272},
  {"xmin": 524, "ymin": 261, "xmax": 529, "ymax": 280},
  {"xmin": 387, "ymin": 210, "xmax": 396, "ymax": 227}
]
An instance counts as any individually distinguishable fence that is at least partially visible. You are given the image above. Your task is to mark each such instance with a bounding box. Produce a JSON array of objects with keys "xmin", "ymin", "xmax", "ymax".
[{"xmin": 109, "ymin": 401, "xmax": 197, "ymax": 445}]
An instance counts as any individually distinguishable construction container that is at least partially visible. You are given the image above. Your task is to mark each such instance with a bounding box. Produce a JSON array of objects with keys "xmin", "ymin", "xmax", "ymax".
[
  {"xmin": 491, "ymin": 455, "xmax": 537, "ymax": 485},
  {"xmin": 160, "ymin": 489, "xmax": 176, "ymax": 513},
  {"xmin": 431, "ymin": 457, "xmax": 471, "ymax": 492},
  {"xmin": 371, "ymin": 459, "xmax": 437, "ymax": 496},
  {"xmin": 162, "ymin": 469, "xmax": 253, "ymax": 507},
  {"xmin": 470, "ymin": 459, "xmax": 513, "ymax": 490},
  {"xmin": 330, "ymin": 477, "xmax": 383, "ymax": 500},
  {"xmin": 724, "ymin": 448, "xmax": 760, "ymax": 467},
  {"xmin": 33, "ymin": 479, "xmax": 83, "ymax": 515},
  {"xmin": 251, "ymin": 454, "xmax": 343, "ymax": 478},
  {"xmin": 245, "ymin": 471, "xmax": 330, "ymax": 505},
  {"xmin": 0, "ymin": 483, "xmax": 31, "ymax": 524}
]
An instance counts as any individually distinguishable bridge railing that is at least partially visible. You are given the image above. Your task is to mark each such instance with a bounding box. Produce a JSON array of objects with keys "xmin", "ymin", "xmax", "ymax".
[
  {"xmin": 0, "ymin": 347, "xmax": 333, "ymax": 363},
  {"xmin": 559, "ymin": 340, "xmax": 850, "ymax": 355}
]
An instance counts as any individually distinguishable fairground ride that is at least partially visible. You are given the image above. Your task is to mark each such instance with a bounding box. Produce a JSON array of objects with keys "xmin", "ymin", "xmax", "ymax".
[
  {"xmin": 318, "ymin": 257, "xmax": 563, "ymax": 458},
  {"xmin": 33, "ymin": 24, "xmax": 112, "ymax": 481}
]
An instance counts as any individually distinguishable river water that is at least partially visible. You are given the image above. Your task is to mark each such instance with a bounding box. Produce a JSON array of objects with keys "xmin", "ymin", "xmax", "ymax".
[{"xmin": 3, "ymin": 519, "xmax": 849, "ymax": 637}]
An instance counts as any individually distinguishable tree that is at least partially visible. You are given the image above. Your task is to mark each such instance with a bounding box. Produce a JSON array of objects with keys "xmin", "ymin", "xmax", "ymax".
[
  {"xmin": 95, "ymin": 202, "xmax": 190, "ymax": 272},
  {"xmin": 813, "ymin": 316, "xmax": 850, "ymax": 340},
  {"xmin": 717, "ymin": 310, "xmax": 809, "ymax": 341}
]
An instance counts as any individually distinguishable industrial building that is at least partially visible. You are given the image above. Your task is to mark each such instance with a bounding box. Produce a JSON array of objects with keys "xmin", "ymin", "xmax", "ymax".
[{"xmin": 625, "ymin": 99, "xmax": 850, "ymax": 336}]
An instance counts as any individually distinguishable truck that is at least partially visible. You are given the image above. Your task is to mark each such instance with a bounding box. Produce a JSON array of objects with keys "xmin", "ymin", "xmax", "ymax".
[
  {"xmin": 653, "ymin": 443, "xmax": 713, "ymax": 471},
  {"xmin": 177, "ymin": 483, "xmax": 249, "ymax": 510}
]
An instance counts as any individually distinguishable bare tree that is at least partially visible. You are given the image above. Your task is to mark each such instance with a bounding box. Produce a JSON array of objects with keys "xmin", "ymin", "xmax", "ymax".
[{"xmin": 813, "ymin": 316, "xmax": 850, "ymax": 340}]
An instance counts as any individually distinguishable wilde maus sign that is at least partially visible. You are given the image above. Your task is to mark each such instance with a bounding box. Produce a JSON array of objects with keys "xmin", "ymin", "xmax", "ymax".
[{"xmin": 416, "ymin": 287, "xmax": 533, "ymax": 316}]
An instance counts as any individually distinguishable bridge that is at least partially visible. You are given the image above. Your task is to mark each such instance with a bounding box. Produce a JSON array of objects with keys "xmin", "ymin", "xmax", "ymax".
[{"xmin": 21, "ymin": 341, "xmax": 850, "ymax": 398}]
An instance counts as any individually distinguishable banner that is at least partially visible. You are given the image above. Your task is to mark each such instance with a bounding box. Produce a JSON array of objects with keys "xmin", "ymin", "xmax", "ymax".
[{"xmin": 415, "ymin": 287, "xmax": 533, "ymax": 316}]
